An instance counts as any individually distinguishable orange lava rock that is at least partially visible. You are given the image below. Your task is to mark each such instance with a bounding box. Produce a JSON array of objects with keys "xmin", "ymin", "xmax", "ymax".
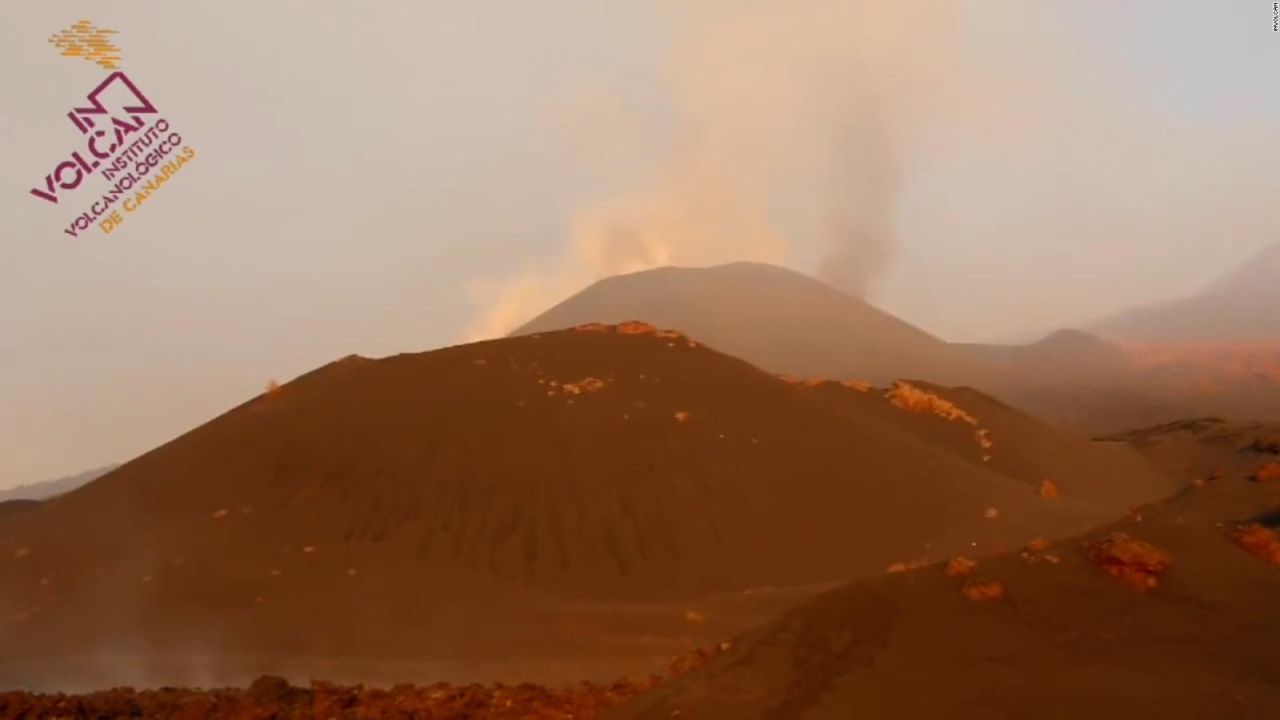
[
  {"xmin": 885, "ymin": 381, "xmax": 993, "ymax": 458},
  {"xmin": 777, "ymin": 375, "xmax": 834, "ymax": 388},
  {"xmin": 265, "ymin": 379, "xmax": 282, "ymax": 396},
  {"xmin": 1082, "ymin": 532, "xmax": 1172, "ymax": 591},
  {"xmin": 961, "ymin": 577, "xmax": 1005, "ymax": 602},
  {"xmin": 841, "ymin": 380, "xmax": 872, "ymax": 392},
  {"xmin": 683, "ymin": 609, "xmax": 705, "ymax": 624},
  {"xmin": 1039, "ymin": 479, "xmax": 1060, "ymax": 500},
  {"xmin": 944, "ymin": 556, "xmax": 977, "ymax": 577},
  {"xmin": 976, "ymin": 429, "xmax": 994, "ymax": 451},
  {"xmin": 1251, "ymin": 462, "xmax": 1280, "ymax": 483},
  {"xmin": 885, "ymin": 381, "xmax": 978, "ymax": 425},
  {"xmin": 1230, "ymin": 524, "xmax": 1280, "ymax": 566},
  {"xmin": 1021, "ymin": 538, "xmax": 1060, "ymax": 564},
  {"xmin": 617, "ymin": 321, "xmax": 659, "ymax": 335},
  {"xmin": 1021, "ymin": 538, "xmax": 1061, "ymax": 564},
  {"xmin": 574, "ymin": 321, "xmax": 694, "ymax": 348},
  {"xmin": 673, "ymin": 411, "xmax": 690, "ymax": 424},
  {"xmin": 560, "ymin": 377, "xmax": 606, "ymax": 395},
  {"xmin": 1025, "ymin": 537, "xmax": 1052, "ymax": 553},
  {"xmin": 886, "ymin": 558, "xmax": 930, "ymax": 574}
]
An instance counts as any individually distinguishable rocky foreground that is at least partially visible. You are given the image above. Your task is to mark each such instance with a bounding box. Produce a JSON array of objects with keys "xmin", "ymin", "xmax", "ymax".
[
  {"xmin": 0, "ymin": 675, "xmax": 642, "ymax": 719},
  {"xmin": 2, "ymin": 671, "xmax": 640, "ymax": 717},
  {"xmin": 0, "ymin": 646, "xmax": 724, "ymax": 719}
]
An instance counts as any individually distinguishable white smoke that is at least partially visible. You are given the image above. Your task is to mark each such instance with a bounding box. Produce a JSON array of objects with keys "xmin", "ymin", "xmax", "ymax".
[{"xmin": 464, "ymin": 1, "xmax": 970, "ymax": 339}]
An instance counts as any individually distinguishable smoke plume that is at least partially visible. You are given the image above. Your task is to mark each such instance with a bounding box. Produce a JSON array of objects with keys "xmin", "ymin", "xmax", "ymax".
[{"xmin": 463, "ymin": 1, "xmax": 965, "ymax": 340}]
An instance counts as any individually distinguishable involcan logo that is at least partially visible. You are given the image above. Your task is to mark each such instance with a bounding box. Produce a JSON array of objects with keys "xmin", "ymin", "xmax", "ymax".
[{"xmin": 32, "ymin": 21, "xmax": 197, "ymax": 237}]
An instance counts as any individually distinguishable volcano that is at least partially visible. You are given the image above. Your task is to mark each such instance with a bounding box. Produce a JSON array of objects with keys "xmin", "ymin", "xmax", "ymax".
[
  {"xmin": 510, "ymin": 262, "xmax": 1233, "ymax": 431},
  {"xmin": 0, "ymin": 324, "xmax": 1170, "ymax": 690},
  {"xmin": 512, "ymin": 263, "xmax": 994, "ymax": 387}
]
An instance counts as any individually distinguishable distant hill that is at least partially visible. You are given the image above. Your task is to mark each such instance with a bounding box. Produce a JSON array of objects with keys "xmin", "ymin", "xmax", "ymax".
[
  {"xmin": 1092, "ymin": 241, "xmax": 1280, "ymax": 343},
  {"xmin": 0, "ymin": 324, "xmax": 1170, "ymax": 689},
  {"xmin": 1077, "ymin": 242, "xmax": 1280, "ymax": 422},
  {"xmin": 512, "ymin": 263, "xmax": 995, "ymax": 387},
  {"xmin": 0, "ymin": 465, "xmax": 117, "ymax": 503},
  {"xmin": 961, "ymin": 329, "xmax": 1128, "ymax": 380},
  {"xmin": 961, "ymin": 326, "xmax": 1280, "ymax": 430},
  {"xmin": 958, "ymin": 329, "xmax": 1182, "ymax": 431}
]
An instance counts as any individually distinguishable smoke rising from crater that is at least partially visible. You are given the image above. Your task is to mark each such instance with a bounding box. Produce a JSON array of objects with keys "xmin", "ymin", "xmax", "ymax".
[
  {"xmin": 465, "ymin": 2, "xmax": 1280, "ymax": 344},
  {"xmin": 465, "ymin": 1, "xmax": 960, "ymax": 339}
]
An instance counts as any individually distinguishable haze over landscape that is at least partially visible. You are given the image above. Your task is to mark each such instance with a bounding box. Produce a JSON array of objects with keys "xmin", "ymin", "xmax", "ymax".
[
  {"xmin": 4, "ymin": 1, "xmax": 1279, "ymax": 488},
  {"xmin": 4, "ymin": 3, "xmax": 1280, "ymax": 718}
]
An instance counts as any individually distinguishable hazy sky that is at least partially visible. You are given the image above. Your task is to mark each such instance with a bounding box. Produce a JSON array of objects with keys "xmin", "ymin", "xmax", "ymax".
[{"xmin": 3, "ymin": 1, "xmax": 1278, "ymax": 487}]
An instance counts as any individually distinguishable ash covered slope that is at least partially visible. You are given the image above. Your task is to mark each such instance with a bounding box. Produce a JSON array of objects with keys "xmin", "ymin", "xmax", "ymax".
[
  {"xmin": 0, "ymin": 325, "xmax": 1163, "ymax": 681},
  {"xmin": 787, "ymin": 377, "xmax": 1176, "ymax": 508},
  {"xmin": 614, "ymin": 421, "xmax": 1280, "ymax": 719},
  {"xmin": 512, "ymin": 263, "xmax": 994, "ymax": 387}
]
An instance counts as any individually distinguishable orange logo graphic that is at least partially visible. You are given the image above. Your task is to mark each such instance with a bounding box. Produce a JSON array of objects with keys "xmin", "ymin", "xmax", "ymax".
[{"xmin": 48, "ymin": 20, "xmax": 122, "ymax": 70}]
